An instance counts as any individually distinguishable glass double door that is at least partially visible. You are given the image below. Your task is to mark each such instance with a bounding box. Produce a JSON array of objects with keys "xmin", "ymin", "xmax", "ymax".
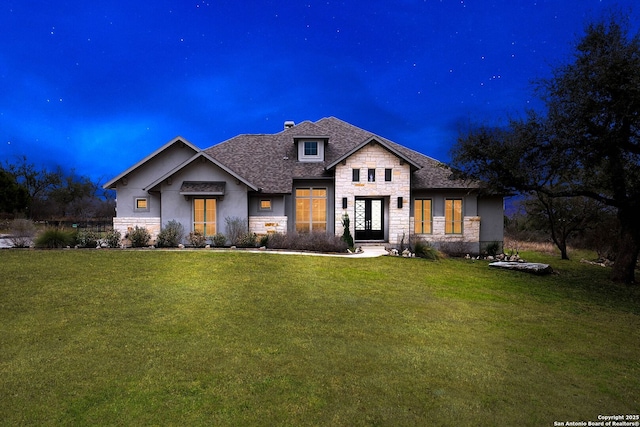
[{"xmin": 355, "ymin": 198, "xmax": 384, "ymax": 241}]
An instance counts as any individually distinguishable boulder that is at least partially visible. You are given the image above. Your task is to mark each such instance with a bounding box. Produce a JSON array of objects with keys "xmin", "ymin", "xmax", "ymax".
[{"xmin": 489, "ymin": 261, "xmax": 553, "ymax": 275}]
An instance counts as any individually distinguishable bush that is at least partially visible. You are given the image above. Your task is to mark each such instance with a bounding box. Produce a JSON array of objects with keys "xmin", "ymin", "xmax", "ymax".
[
  {"xmin": 127, "ymin": 226, "xmax": 151, "ymax": 248},
  {"xmin": 76, "ymin": 229, "xmax": 100, "ymax": 248},
  {"xmin": 9, "ymin": 219, "xmax": 36, "ymax": 248},
  {"xmin": 211, "ymin": 233, "xmax": 227, "ymax": 247},
  {"xmin": 341, "ymin": 214, "xmax": 354, "ymax": 250},
  {"xmin": 34, "ymin": 228, "xmax": 76, "ymax": 249},
  {"xmin": 188, "ymin": 230, "xmax": 207, "ymax": 248},
  {"xmin": 439, "ymin": 241, "xmax": 468, "ymax": 257},
  {"xmin": 156, "ymin": 220, "xmax": 185, "ymax": 247},
  {"xmin": 225, "ymin": 216, "xmax": 248, "ymax": 246},
  {"xmin": 411, "ymin": 238, "xmax": 440, "ymax": 260},
  {"xmin": 104, "ymin": 229, "xmax": 121, "ymax": 248},
  {"xmin": 237, "ymin": 232, "xmax": 258, "ymax": 248},
  {"xmin": 484, "ymin": 241, "xmax": 501, "ymax": 257},
  {"xmin": 265, "ymin": 232, "xmax": 348, "ymax": 253}
]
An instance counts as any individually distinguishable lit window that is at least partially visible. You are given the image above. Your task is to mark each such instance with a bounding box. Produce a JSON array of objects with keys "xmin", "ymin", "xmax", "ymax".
[
  {"xmin": 445, "ymin": 199, "xmax": 463, "ymax": 234},
  {"xmin": 352, "ymin": 169, "xmax": 360, "ymax": 182},
  {"xmin": 385, "ymin": 168, "xmax": 392, "ymax": 182},
  {"xmin": 260, "ymin": 199, "xmax": 272, "ymax": 211},
  {"xmin": 414, "ymin": 199, "xmax": 432, "ymax": 234},
  {"xmin": 135, "ymin": 198, "xmax": 148, "ymax": 210},
  {"xmin": 295, "ymin": 188, "xmax": 327, "ymax": 232},
  {"xmin": 304, "ymin": 141, "xmax": 318, "ymax": 156},
  {"xmin": 194, "ymin": 198, "xmax": 217, "ymax": 236}
]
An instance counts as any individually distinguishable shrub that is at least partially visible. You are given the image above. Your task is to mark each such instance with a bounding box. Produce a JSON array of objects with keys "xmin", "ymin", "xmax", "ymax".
[
  {"xmin": 225, "ymin": 216, "xmax": 248, "ymax": 246},
  {"xmin": 211, "ymin": 233, "xmax": 227, "ymax": 247},
  {"xmin": 439, "ymin": 241, "xmax": 468, "ymax": 257},
  {"xmin": 76, "ymin": 229, "xmax": 100, "ymax": 248},
  {"xmin": 411, "ymin": 238, "xmax": 440, "ymax": 260},
  {"xmin": 9, "ymin": 219, "xmax": 36, "ymax": 248},
  {"xmin": 266, "ymin": 232, "xmax": 348, "ymax": 253},
  {"xmin": 237, "ymin": 232, "xmax": 258, "ymax": 248},
  {"xmin": 156, "ymin": 220, "xmax": 185, "ymax": 247},
  {"xmin": 341, "ymin": 214, "xmax": 354, "ymax": 250},
  {"xmin": 127, "ymin": 226, "xmax": 151, "ymax": 248},
  {"xmin": 485, "ymin": 241, "xmax": 501, "ymax": 257},
  {"xmin": 188, "ymin": 230, "xmax": 207, "ymax": 248},
  {"xmin": 34, "ymin": 228, "xmax": 76, "ymax": 249},
  {"xmin": 104, "ymin": 229, "xmax": 121, "ymax": 248}
]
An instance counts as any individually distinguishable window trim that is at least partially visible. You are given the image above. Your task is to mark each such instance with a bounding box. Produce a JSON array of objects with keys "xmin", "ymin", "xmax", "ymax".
[
  {"xmin": 352, "ymin": 168, "xmax": 360, "ymax": 182},
  {"xmin": 193, "ymin": 198, "xmax": 217, "ymax": 237},
  {"xmin": 414, "ymin": 199, "xmax": 433, "ymax": 234},
  {"xmin": 385, "ymin": 168, "xmax": 392, "ymax": 182},
  {"xmin": 445, "ymin": 198, "xmax": 463, "ymax": 234},
  {"xmin": 134, "ymin": 197, "xmax": 149, "ymax": 212},
  {"xmin": 304, "ymin": 141, "xmax": 318, "ymax": 156},
  {"xmin": 259, "ymin": 199, "xmax": 272, "ymax": 211},
  {"xmin": 295, "ymin": 187, "xmax": 327, "ymax": 232},
  {"xmin": 367, "ymin": 168, "xmax": 376, "ymax": 182}
]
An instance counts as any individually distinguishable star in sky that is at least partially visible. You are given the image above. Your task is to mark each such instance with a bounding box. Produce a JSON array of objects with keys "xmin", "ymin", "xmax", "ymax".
[{"xmin": 0, "ymin": 0, "xmax": 637, "ymax": 184}]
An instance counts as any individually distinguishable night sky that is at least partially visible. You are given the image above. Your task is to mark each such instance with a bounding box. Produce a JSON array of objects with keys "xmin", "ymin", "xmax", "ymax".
[{"xmin": 1, "ymin": 1, "xmax": 637, "ymax": 184}]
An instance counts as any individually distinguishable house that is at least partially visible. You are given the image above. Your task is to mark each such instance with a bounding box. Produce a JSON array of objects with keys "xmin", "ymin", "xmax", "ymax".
[{"xmin": 103, "ymin": 117, "xmax": 503, "ymax": 252}]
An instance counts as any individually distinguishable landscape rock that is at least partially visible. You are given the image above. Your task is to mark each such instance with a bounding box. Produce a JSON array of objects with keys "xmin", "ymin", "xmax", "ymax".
[{"xmin": 489, "ymin": 261, "xmax": 553, "ymax": 275}]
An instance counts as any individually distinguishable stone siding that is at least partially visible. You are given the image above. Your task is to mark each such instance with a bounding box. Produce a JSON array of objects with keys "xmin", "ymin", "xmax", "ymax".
[
  {"xmin": 249, "ymin": 216, "xmax": 288, "ymax": 236},
  {"xmin": 334, "ymin": 142, "xmax": 412, "ymax": 245},
  {"xmin": 411, "ymin": 215, "xmax": 481, "ymax": 254},
  {"xmin": 113, "ymin": 217, "xmax": 161, "ymax": 246}
]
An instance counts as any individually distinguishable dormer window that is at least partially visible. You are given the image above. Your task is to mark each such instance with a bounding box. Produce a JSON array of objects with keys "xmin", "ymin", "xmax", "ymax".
[
  {"xmin": 304, "ymin": 141, "xmax": 318, "ymax": 156},
  {"xmin": 296, "ymin": 138, "xmax": 326, "ymax": 162}
]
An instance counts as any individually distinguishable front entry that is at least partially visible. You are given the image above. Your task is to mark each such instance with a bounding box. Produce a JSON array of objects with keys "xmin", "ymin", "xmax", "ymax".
[{"xmin": 355, "ymin": 198, "xmax": 385, "ymax": 241}]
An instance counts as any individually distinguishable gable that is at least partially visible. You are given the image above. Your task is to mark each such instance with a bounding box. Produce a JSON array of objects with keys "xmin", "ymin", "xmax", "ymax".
[
  {"xmin": 144, "ymin": 152, "xmax": 258, "ymax": 192},
  {"xmin": 103, "ymin": 136, "xmax": 199, "ymax": 189}
]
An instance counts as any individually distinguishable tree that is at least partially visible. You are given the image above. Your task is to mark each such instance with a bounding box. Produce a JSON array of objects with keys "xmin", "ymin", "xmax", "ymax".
[
  {"xmin": 523, "ymin": 194, "xmax": 604, "ymax": 260},
  {"xmin": 0, "ymin": 169, "xmax": 30, "ymax": 214},
  {"xmin": 451, "ymin": 15, "xmax": 640, "ymax": 283}
]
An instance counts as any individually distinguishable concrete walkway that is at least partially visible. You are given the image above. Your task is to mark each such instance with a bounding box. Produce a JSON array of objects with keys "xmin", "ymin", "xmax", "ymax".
[{"xmin": 240, "ymin": 244, "xmax": 390, "ymax": 258}]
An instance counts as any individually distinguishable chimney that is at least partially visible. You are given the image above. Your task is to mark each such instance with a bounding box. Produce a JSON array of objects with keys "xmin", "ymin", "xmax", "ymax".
[{"xmin": 284, "ymin": 120, "xmax": 295, "ymax": 129}]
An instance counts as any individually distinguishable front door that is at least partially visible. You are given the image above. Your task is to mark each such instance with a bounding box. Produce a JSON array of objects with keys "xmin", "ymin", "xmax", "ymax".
[{"xmin": 355, "ymin": 198, "xmax": 384, "ymax": 241}]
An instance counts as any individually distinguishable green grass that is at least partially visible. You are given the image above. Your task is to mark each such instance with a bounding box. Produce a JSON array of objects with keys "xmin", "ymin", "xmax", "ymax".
[{"xmin": 1, "ymin": 250, "xmax": 639, "ymax": 426}]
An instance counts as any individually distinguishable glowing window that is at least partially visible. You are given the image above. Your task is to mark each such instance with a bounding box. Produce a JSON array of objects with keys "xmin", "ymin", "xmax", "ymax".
[
  {"xmin": 135, "ymin": 198, "xmax": 148, "ymax": 210},
  {"xmin": 445, "ymin": 199, "xmax": 463, "ymax": 234},
  {"xmin": 193, "ymin": 198, "xmax": 217, "ymax": 236},
  {"xmin": 295, "ymin": 188, "xmax": 327, "ymax": 232},
  {"xmin": 414, "ymin": 199, "xmax": 432, "ymax": 234},
  {"xmin": 260, "ymin": 199, "xmax": 272, "ymax": 210}
]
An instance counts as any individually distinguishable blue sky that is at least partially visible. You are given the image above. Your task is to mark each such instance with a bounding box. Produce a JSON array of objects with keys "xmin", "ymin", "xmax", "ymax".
[{"xmin": 1, "ymin": 1, "xmax": 636, "ymax": 184}]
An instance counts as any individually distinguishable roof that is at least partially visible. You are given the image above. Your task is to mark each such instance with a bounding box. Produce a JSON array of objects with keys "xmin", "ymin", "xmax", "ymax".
[
  {"xmin": 105, "ymin": 117, "xmax": 480, "ymax": 194},
  {"xmin": 204, "ymin": 116, "xmax": 479, "ymax": 193},
  {"xmin": 179, "ymin": 181, "xmax": 226, "ymax": 196}
]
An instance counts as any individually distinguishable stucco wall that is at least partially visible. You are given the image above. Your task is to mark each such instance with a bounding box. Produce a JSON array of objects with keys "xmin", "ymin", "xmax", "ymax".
[
  {"xmin": 114, "ymin": 142, "xmax": 196, "ymax": 218},
  {"xmin": 157, "ymin": 160, "xmax": 249, "ymax": 238}
]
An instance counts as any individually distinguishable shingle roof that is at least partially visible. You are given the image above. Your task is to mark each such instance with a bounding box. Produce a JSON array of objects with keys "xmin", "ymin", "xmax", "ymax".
[
  {"xmin": 179, "ymin": 181, "xmax": 226, "ymax": 195},
  {"xmin": 204, "ymin": 117, "xmax": 479, "ymax": 193}
]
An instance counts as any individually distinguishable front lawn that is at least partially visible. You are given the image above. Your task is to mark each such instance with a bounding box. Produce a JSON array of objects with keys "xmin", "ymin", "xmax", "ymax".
[{"xmin": 1, "ymin": 250, "xmax": 638, "ymax": 426}]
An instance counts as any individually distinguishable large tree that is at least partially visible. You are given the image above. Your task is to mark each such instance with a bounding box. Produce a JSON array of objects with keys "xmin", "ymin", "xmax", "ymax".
[
  {"xmin": 0, "ymin": 169, "xmax": 30, "ymax": 214},
  {"xmin": 451, "ymin": 16, "xmax": 640, "ymax": 283}
]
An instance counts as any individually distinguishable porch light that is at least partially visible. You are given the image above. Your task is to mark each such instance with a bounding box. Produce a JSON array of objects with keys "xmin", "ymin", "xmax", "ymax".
[
  {"xmin": 342, "ymin": 197, "xmax": 348, "ymax": 209},
  {"xmin": 397, "ymin": 197, "xmax": 403, "ymax": 209}
]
